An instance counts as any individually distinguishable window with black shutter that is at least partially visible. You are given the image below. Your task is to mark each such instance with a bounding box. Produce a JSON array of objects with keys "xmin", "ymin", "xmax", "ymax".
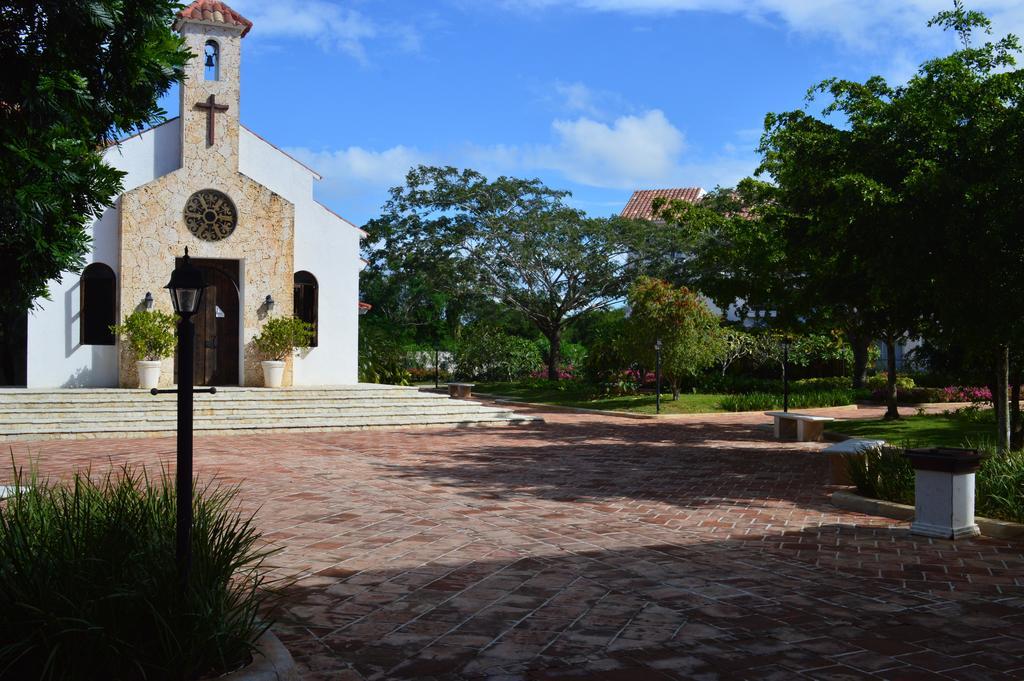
[
  {"xmin": 81, "ymin": 263, "xmax": 116, "ymax": 345},
  {"xmin": 293, "ymin": 271, "xmax": 318, "ymax": 347}
]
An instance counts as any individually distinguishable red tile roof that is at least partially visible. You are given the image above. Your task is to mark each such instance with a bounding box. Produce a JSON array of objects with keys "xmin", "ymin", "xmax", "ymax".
[
  {"xmin": 177, "ymin": 0, "xmax": 253, "ymax": 37},
  {"xmin": 620, "ymin": 188, "xmax": 705, "ymax": 220}
]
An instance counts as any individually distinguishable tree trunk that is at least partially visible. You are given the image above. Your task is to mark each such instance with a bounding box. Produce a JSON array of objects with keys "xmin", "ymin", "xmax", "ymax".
[
  {"xmin": 884, "ymin": 337, "xmax": 900, "ymax": 420},
  {"xmin": 672, "ymin": 380, "xmax": 680, "ymax": 401},
  {"xmin": 545, "ymin": 328, "xmax": 562, "ymax": 381},
  {"xmin": 850, "ymin": 334, "xmax": 870, "ymax": 389},
  {"xmin": 995, "ymin": 345, "xmax": 1010, "ymax": 453},
  {"xmin": 1011, "ymin": 363, "xmax": 1022, "ymax": 451}
]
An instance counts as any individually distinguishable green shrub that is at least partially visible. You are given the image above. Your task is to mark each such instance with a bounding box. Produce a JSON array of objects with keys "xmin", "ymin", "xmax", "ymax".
[
  {"xmin": 845, "ymin": 445, "xmax": 916, "ymax": 505},
  {"xmin": 0, "ymin": 464, "xmax": 276, "ymax": 680},
  {"xmin": 865, "ymin": 373, "xmax": 916, "ymax": 390},
  {"xmin": 846, "ymin": 444, "xmax": 1024, "ymax": 524},
  {"xmin": 695, "ymin": 374, "xmax": 851, "ymax": 395},
  {"xmin": 453, "ymin": 327, "xmax": 542, "ymax": 381},
  {"xmin": 252, "ymin": 316, "xmax": 314, "ymax": 361},
  {"xmin": 718, "ymin": 389, "xmax": 855, "ymax": 412},
  {"xmin": 794, "ymin": 376, "xmax": 852, "ymax": 391},
  {"xmin": 358, "ymin": 328, "xmax": 410, "ymax": 385},
  {"xmin": 111, "ymin": 310, "xmax": 177, "ymax": 361},
  {"xmin": 534, "ymin": 338, "xmax": 587, "ymax": 372},
  {"xmin": 976, "ymin": 448, "xmax": 1024, "ymax": 523}
]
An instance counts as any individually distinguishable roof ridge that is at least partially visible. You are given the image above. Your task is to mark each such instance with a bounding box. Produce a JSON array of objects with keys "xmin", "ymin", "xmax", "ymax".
[{"xmin": 176, "ymin": 0, "xmax": 253, "ymax": 37}]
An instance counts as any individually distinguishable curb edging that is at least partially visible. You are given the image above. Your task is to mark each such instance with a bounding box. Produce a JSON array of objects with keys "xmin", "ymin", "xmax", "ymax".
[
  {"xmin": 831, "ymin": 490, "xmax": 1024, "ymax": 540},
  {"xmin": 218, "ymin": 630, "xmax": 301, "ymax": 681}
]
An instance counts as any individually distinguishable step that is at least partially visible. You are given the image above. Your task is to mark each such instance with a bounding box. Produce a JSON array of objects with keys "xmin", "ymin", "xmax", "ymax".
[
  {"xmin": 1, "ymin": 404, "xmax": 515, "ymax": 424},
  {"xmin": 0, "ymin": 385, "xmax": 540, "ymax": 441},
  {"xmin": 0, "ymin": 386, "xmax": 428, "ymax": 403},
  {"xmin": 0, "ymin": 395, "xmax": 481, "ymax": 411},
  {"xmin": 0, "ymin": 412, "xmax": 537, "ymax": 441}
]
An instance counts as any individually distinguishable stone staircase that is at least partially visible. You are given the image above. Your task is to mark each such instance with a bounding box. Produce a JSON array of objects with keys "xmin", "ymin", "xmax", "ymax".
[{"xmin": 0, "ymin": 385, "xmax": 540, "ymax": 442}]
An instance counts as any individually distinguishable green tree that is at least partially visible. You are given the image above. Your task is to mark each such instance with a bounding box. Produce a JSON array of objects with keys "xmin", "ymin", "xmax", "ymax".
[
  {"xmin": 364, "ymin": 166, "xmax": 649, "ymax": 380},
  {"xmin": 0, "ymin": 0, "xmax": 190, "ymax": 377},
  {"xmin": 894, "ymin": 2, "xmax": 1024, "ymax": 448},
  {"xmin": 452, "ymin": 325, "xmax": 542, "ymax": 382},
  {"xmin": 625, "ymin": 277, "xmax": 726, "ymax": 400}
]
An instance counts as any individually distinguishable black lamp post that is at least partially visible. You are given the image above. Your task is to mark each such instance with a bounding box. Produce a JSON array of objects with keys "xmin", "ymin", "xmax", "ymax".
[
  {"xmin": 151, "ymin": 248, "xmax": 216, "ymax": 590},
  {"xmin": 781, "ymin": 336, "xmax": 792, "ymax": 413},
  {"xmin": 654, "ymin": 338, "xmax": 663, "ymax": 415}
]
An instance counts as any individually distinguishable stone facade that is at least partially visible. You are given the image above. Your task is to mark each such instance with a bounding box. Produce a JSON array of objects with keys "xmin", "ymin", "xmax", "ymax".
[{"xmin": 116, "ymin": 15, "xmax": 295, "ymax": 387}]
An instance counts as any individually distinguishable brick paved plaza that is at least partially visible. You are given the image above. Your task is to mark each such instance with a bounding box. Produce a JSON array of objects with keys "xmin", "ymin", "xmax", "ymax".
[{"xmin": 8, "ymin": 406, "xmax": 1024, "ymax": 680}]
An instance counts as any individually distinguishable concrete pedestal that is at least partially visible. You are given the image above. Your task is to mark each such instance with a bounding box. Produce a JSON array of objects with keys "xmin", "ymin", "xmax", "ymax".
[{"xmin": 905, "ymin": 448, "xmax": 982, "ymax": 540}]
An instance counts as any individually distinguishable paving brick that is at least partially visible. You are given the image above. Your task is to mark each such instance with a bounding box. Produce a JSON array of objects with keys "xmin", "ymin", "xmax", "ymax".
[{"xmin": 7, "ymin": 403, "xmax": 1024, "ymax": 679}]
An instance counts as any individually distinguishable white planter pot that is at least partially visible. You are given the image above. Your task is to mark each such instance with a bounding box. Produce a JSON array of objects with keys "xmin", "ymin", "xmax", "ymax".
[
  {"xmin": 261, "ymin": 360, "xmax": 285, "ymax": 388},
  {"xmin": 137, "ymin": 360, "xmax": 162, "ymax": 390}
]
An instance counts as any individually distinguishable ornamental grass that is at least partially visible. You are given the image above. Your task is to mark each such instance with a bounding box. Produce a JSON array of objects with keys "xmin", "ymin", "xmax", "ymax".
[
  {"xmin": 846, "ymin": 445, "xmax": 1024, "ymax": 524},
  {"xmin": 717, "ymin": 389, "xmax": 855, "ymax": 412},
  {"xmin": 0, "ymin": 463, "xmax": 278, "ymax": 680}
]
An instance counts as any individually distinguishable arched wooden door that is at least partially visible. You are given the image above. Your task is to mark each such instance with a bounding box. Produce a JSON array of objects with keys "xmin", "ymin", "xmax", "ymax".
[
  {"xmin": 176, "ymin": 258, "xmax": 240, "ymax": 386},
  {"xmin": 0, "ymin": 311, "xmax": 27, "ymax": 386}
]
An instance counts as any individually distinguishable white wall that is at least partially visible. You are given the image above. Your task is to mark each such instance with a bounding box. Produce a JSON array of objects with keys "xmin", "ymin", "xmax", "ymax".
[
  {"xmin": 26, "ymin": 120, "xmax": 182, "ymax": 387},
  {"xmin": 292, "ymin": 203, "xmax": 361, "ymax": 385},
  {"xmin": 239, "ymin": 127, "xmax": 362, "ymax": 385}
]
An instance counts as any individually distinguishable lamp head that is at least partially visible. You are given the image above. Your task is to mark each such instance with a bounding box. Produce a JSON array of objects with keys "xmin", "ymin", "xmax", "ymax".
[{"xmin": 164, "ymin": 248, "xmax": 207, "ymax": 316}]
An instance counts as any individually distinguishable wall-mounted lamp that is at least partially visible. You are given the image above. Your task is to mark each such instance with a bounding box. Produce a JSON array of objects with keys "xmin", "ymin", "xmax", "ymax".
[
  {"xmin": 264, "ymin": 294, "xmax": 275, "ymax": 312},
  {"xmin": 144, "ymin": 291, "xmax": 155, "ymax": 311}
]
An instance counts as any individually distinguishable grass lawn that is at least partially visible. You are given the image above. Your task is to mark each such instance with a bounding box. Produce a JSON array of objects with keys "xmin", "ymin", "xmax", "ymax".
[
  {"xmin": 829, "ymin": 410, "xmax": 997, "ymax": 448},
  {"xmin": 473, "ymin": 381, "xmax": 729, "ymax": 414}
]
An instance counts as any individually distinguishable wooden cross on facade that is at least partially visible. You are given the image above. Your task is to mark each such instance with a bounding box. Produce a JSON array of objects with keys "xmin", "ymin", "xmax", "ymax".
[{"xmin": 194, "ymin": 94, "xmax": 229, "ymax": 147}]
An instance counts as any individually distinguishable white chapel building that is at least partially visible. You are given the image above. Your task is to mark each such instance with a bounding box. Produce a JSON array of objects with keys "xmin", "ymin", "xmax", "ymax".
[{"xmin": 21, "ymin": 0, "xmax": 364, "ymax": 389}]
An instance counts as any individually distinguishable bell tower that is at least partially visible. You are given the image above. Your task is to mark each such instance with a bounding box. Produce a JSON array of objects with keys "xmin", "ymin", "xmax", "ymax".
[{"xmin": 174, "ymin": 0, "xmax": 253, "ymax": 173}]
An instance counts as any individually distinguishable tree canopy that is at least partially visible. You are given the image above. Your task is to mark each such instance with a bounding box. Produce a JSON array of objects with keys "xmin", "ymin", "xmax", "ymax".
[
  {"xmin": 0, "ymin": 0, "xmax": 190, "ymax": 381},
  {"xmin": 625, "ymin": 277, "xmax": 726, "ymax": 400},
  {"xmin": 363, "ymin": 165, "xmax": 651, "ymax": 379}
]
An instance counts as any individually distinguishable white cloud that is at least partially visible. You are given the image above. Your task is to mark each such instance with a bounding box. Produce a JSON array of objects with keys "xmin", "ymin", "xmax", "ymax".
[
  {"xmin": 286, "ymin": 145, "xmax": 427, "ymax": 196},
  {"xmin": 293, "ymin": 109, "xmax": 759, "ymax": 207},
  {"xmin": 532, "ymin": 109, "xmax": 686, "ymax": 188},
  {"xmin": 463, "ymin": 108, "xmax": 757, "ymax": 190},
  {"xmin": 497, "ymin": 0, "xmax": 1024, "ymax": 52},
  {"xmin": 231, "ymin": 0, "xmax": 419, "ymax": 63},
  {"xmin": 553, "ymin": 81, "xmax": 603, "ymax": 116}
]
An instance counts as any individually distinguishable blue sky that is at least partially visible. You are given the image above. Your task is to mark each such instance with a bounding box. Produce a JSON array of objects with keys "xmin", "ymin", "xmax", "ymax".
[{"xmin": 160, "ymin": 1, "xmax": 1024, "ymax": 226}]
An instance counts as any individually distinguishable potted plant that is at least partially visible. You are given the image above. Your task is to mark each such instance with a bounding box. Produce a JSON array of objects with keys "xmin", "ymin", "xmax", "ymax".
[
  {"xmin": 252, "ymin": 316, "xmax": 314, "ymax": 388},
  {"xmin": 111, "ymin": 310, "xmax": 177, "ymax": 389}
]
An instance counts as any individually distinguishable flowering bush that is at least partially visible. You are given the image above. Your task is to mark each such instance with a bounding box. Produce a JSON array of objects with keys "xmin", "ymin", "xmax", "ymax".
[
  {"xmin": 868, "ymin": 385, "xmax": 993, "ymax": 404},
  {"xmin": 530, "ymin": 364, "xmax": 576, "ymax": 380},
  {"xmin": 941, "ymin": 385, "xmax": 993, "ymax": 403}
]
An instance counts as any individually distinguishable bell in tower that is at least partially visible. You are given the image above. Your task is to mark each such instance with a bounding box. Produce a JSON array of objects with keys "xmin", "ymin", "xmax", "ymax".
[{"xmin": 173, "ymin": 0, "xmax": 253, "ymax": 173}]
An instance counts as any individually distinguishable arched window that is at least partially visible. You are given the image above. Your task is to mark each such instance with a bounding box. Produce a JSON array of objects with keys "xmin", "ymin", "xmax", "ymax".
[
  {"xmin": 80, "ymin": 263, "xmax": 116, "ymax": 346},
  {"xmin": 204, "ymin": 40, "xmax": 220, "ymax": 81},
  {"xmin": 293, "ymin": 271, "xmax": 318, "ymax": 347}
]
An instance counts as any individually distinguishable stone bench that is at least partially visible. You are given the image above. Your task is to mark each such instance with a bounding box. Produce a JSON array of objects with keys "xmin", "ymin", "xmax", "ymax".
[
  {"xmin": 448, "ymin": 382, "xmax": 475, "ymax": 399},
  {"xmin": 821, "ymin": 438, "xmax": 885, "ymax": 485},
  {"xmin": 764, "ymin": 411, "xmax": 835, "ymax": 442}
]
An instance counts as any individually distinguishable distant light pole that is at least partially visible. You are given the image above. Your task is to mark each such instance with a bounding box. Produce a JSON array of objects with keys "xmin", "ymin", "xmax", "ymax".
[
  {"xmin": 781, "ymin": 336, "xmax": 792, "ymax": 413},
  {"xmin": 655, "ymin": 338, "xmax": 663, "ymax": 414},
  {"xmin": 151, "ymin": 248, "xmax": 216, "ymax": 590}
]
